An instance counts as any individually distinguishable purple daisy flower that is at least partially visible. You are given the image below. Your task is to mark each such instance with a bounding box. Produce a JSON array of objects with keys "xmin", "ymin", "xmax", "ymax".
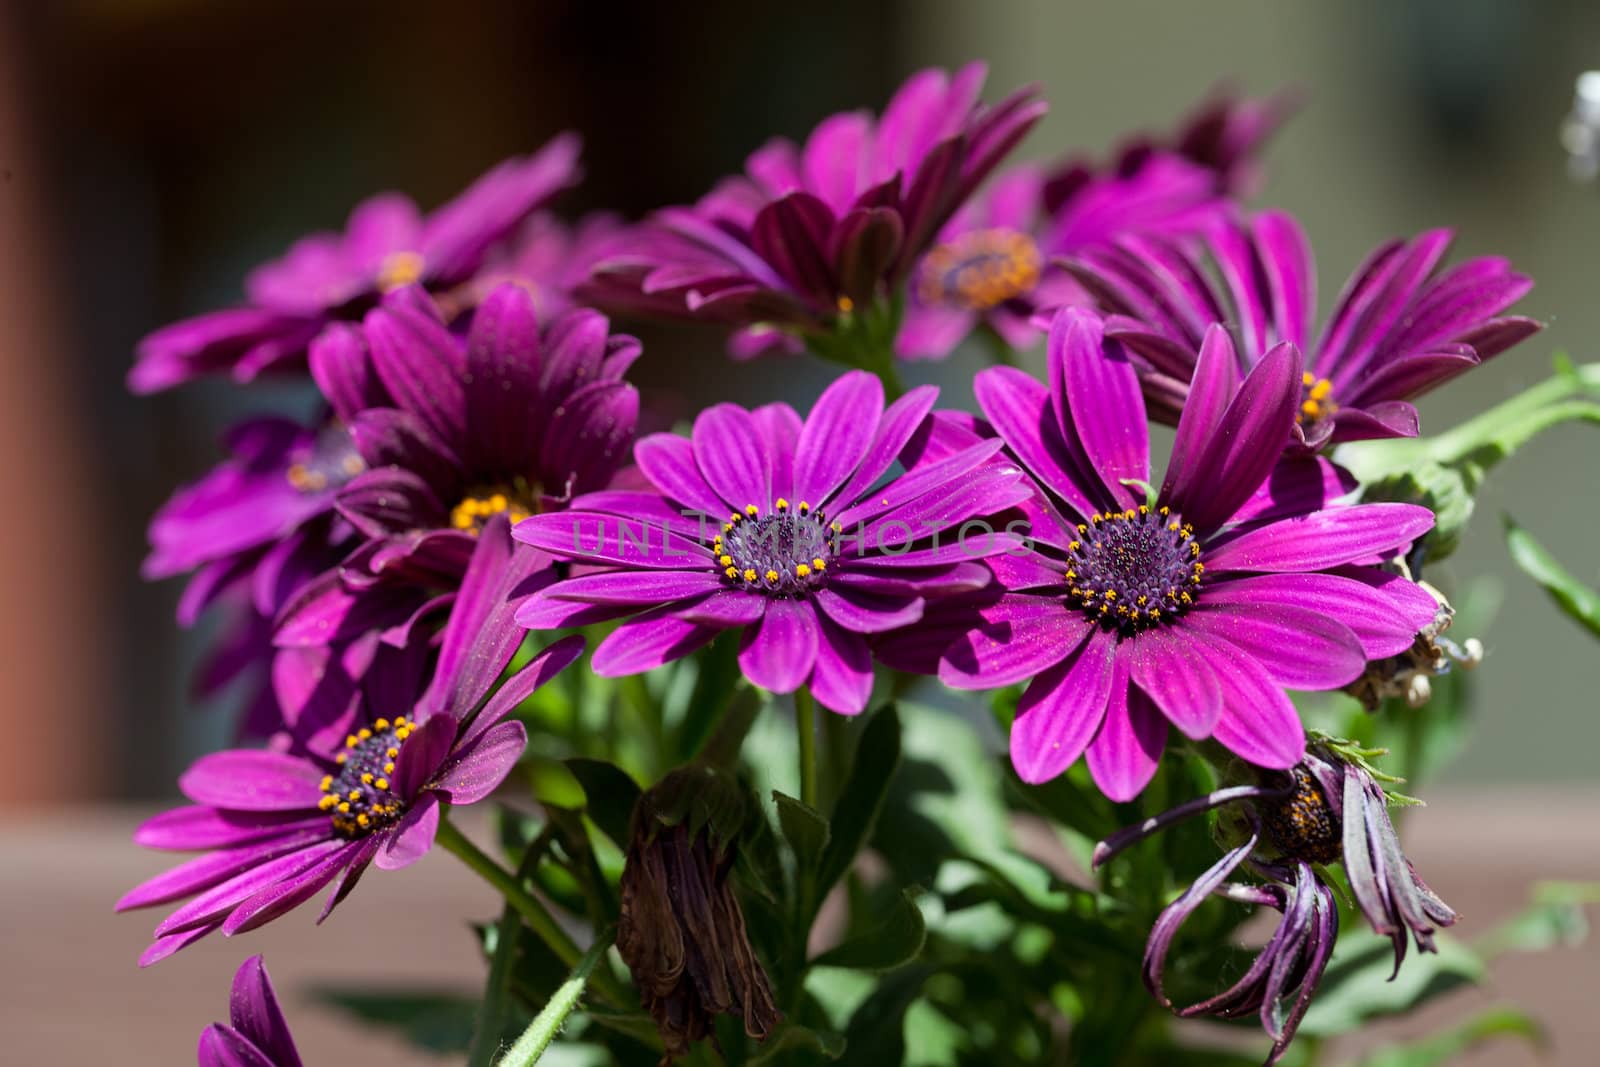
[
  {"xmin": 118, "ymin": 517, "xmax": 584, "ymax": 965},
  {"xmin": 441, "ymin": 210, "xmax": 623, "ymax": 323},
  {"xmin": 1064, "ymin": 209, "xmax": 1542, "ymax": 448},
  {"xmin": 130, "ymin": 135, "xmax": 581, "ymax": 392},
  {"xmin": 143, "ymin": 417, "xmax": 365, "ymax": 736},
  {"xmin": 512, "ymin": 370, "xmax": 1030, "ymax": 714},
  {"xmin": 197, "ymin": 955, "xmax": 302, "ymax": 1067},
  {"xmin": 278, "ymin": 282, "xmax": 638, "ymax": 638},
  {"xmin": 938, "ymin": 307, "xmax": 1440, "ymax": 796},
  {"xmin": 579, "ymin": 63, "xmax": 1045, "ymax": 358},
  {"xmin": 1093, "ymin": 741, "xmax": 1456, "ymax": 1064}
]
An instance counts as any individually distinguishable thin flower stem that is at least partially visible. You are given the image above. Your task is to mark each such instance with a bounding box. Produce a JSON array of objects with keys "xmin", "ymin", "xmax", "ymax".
[
  {"xmin": 435, "ymin": 817, "xmax": 630, "ymax": 1007},
  {"xmin": 494, "ymin": 930, "xmax": 617, "ymax": 1067},
  {"xmin": 795, "ymin": 687, "xmax": 819, "ymax": 810},
  {"xmin": 467, "ymin": 901, "xmax": 523, "ymax": 1067}
]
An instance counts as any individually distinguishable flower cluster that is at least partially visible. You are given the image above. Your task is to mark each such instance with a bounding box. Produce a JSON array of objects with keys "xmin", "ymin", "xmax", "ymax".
[{"xmin": 125, "ymin": 61, "xmax": 1535, "ymax": 1065}]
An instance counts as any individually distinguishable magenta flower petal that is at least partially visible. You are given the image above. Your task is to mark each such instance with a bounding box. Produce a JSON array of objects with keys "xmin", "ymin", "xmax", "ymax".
[
  {"xmin": 222, "ymin": 956, "xmax": 303, "ymax": 1067},
  {"xmin": 1058, "ymin": 310, "xmax": 1149, "ymax": 507},
  {"xmin": 1185, "ymin": 603, "xmax": 1366, "ymax": 689},
  {"xmin": 1160, "ymin": 324, "xmax": 1241, "ymax": 506},
  {"xmin": 1127, "ymin": 628, "xmax": 1222, "ymax": 740},
  {"xmin": 941, "ymin": 594, "xmax": 1091, "ymax": 689},
  {"xmin": 1201, "ymin": 572, "xmax": 1432, "ymax": 660},
  {"xmin": 1205, "ymin": 503, "xmax": 1434, "ymax": 574},
  {"xmin": 1201, "ymin": 639, "xmax": 1306, "ymax": 768},
  {"xmin": 634, "ymin": 434, "xmax": 730, "ymax": 518},
  {"xmin": 810, "ymin": 615, "xmax": 875, "ymax": 715},
  {"xmin": 223, "ymin": 839, "xmax": 367, "ymax": 934},
  {"xmin": 1010, "ymin": 630, "xmax": 1119, "ymax": 784},
  {"xmin": 593, "ymin": 613, "xmax": 721, "ymax": 676},
  {"xmin": 693, "ymin": 404, "xmax": 772, "ymax": 511},
  {"xmin": 198, "ymin": 1024, "xmax": 277, "ymax": 1067},
  {"xmin": 179, "ymin": 751, "xmax": 327, "ymax": 812},
  {"xmin": 751, "ymin": 402, "xmax": 804, "ymax": 501},
  {"xmin": 432, "ymin": 722, "xmax": 528, "ymax": 805},
  {"xmin": 813, "ymin": 586, "xmax": 924, "ymax": 634},
  {"xmin": 739, "ymin": 599, "xmax": 821, "ymax": 694},
  {"xmin": 1085, "ymin": 675, "xmax": 1166, "ymax": 803},
  {"xmin": 793, "ymin": 372, "xmax": 884, "ymax": 506},
  {"xmin": 374, "ymin": 793, "xmax": 441, "ymax": 872}
]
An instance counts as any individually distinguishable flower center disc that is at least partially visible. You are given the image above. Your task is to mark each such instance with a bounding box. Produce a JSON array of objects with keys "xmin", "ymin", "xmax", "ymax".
[
  {"xmin": 1263, "ymin": 765, "xmax": 1343, "ymax": 865},
  {"xmin": 319, "ymin": 717, "xmax": 414, "ymax": 837},
  {"xmin": 715, "ymin": 501, "xmax": 833, "ymax": 597},
  {"xmin": 285, "ymin": 424, "xmax": 365, "ymax": 495},
  {"xmin": 1297, "ymin": 372, "xmax": 1338, "ymax": 427},
  {"xmin": 916, "ymin": 228, "xmax": 1042, "ymax": 311},
  {"xmin": 1064, "ymin": 506, "xmax": 1204, "ymax": 632},
  {"xmin": 451, "ymin": 480, "xmax": 537, "ymax": 534},
  {"xmin": 376, "ymin": 250, "xmax": 426, "ymax": 292}
]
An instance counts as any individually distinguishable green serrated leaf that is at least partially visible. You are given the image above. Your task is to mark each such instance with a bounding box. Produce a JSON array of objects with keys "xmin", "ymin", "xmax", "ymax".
[
  {"xmin": 1504, "ymin": 516, "xmax": 1600, "ymax": 640},
  {"xmin": 563, "ymin": 759, "xmax": 643, "ymax": 849},
  {"xmin": 812, "ymin": 887, "xmax": 927, "ymax": 972},
  {"xmin": 1298, "ymin": 930, "xmax": 1484, "ymax": 1037}
]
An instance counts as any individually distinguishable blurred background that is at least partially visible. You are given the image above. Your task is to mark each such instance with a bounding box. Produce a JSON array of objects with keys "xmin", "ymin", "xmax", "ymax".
[
  {"xmin": 3, "ymin": 1, "xmax": 1599, "ymax": 1064},
  {"xmin": 3, "ymin": 0, "xmax": 1599, "ymax": 803}
]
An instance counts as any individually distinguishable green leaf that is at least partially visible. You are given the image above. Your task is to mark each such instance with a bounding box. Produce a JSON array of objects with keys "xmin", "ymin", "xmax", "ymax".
[
  {"xmin": 1354, "ymin": 1006, "xmax": 1544, "ymax": 1067},
  {"xmin": 563, "ymin": 759, "xmax": 643, "ymax": 848},
  {"xmin": 1298, "ymin": 930, "xmax": 1483, "ymax": 1037},
  {"xmin": 311, "ymin": 987, "xmax": 481, "ymax": 1054},
  {"xmin": 812, "ymin": 887, "xmax": 927, "ymax": 972},
  {"xmin": 495, "ymin": 933, "xmax": 615, "ymax": 1066},
  {"xmin": 1504, "ymin": 516, "xmax": 1600, "ymax": 639},
  {"xmin": 746, "ymin": 1021, "xmax": 847, "ymax": 1064},
  {"xmin": 834, "ymin": 964, "xmax": 932, "ymax": 1067},
  {"xmin": 817, "ymin": 705, "xmax": 902, "ymax": 902},
  {"xmin": 1476, "ymin": 880, "xmax": 1600, "ymax": 960},
  {"xmin": 773, "ymin": 790, "xmax": 831, "ymax": 879}
]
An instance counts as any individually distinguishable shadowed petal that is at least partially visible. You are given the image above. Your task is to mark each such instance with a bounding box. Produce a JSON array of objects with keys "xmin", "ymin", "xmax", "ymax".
[
  {"xmin": 592, "ymin": 611, "xmax": 721, "ymax": 675},
  {"xmin": 228, "ymin": 956, "xmax": 305, "ymax": 1067},
  {"xmin": 794, "ymin": 371, "xmax": 884, "ymax": 506},
  {"xmin": 375, "ymin": 793, "xmax": 441, "ymax": 871},
  {"xmin": 809, "ymin": 615, "xmax": 875, "ymax": 715},
  {"xmin": 1086, "ymin": 660, "xmax": 1166, "ymax": 801},
  {"xmin": 432, "ymin": 721, "xmax": 527, "ymax": 804}
]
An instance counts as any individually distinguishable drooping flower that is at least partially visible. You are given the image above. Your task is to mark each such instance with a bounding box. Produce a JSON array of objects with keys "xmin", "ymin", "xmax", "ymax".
[
  {"xmin": 1065, "ymin": 210, "xmax": 1541, "ymax": 448},
  {"xmin": 579, "ymin": 63, "xmax": 1045, "ymax": 357},
  {"xmin": 1093, "ymin": 740, "xmax": 1456, "ymax": 1064},
  {"xmin": 118, "ymin": 517, "xmax": 584, "ymax": 965},
  {"xmin": 896, "ymin": 91, "xmax": 1292, "ymax": 360},
  {"xmin": 513, "ymin": 370, "xmax": 1029, "ymax": 713},
  {"xmin": 143, "ymin": 417, "xmax": 365, "ymax": 737},
  {"xmin": 197, "ymin": 955, "xmax": 303, "ymax": 1067},
  {"xmin": 129, "ymin": 135, "xmax": 581, "ymax": 392},
  {"xmin": 275, "ymin": 282, "xmax": 638, "ymax": 641},
  {"xmin": 617, "ymin": 766, "xmax": 780, "ymax": 1059},
  {"xmin": 938, "ymin": 307, "xmax": 1440, "ymax": 795}
]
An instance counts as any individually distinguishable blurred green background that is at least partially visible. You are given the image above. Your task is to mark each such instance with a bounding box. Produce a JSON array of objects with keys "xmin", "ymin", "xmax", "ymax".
[{"xmin": 1, "ymin": 0, "xmax": 1595, "ymax": 801}]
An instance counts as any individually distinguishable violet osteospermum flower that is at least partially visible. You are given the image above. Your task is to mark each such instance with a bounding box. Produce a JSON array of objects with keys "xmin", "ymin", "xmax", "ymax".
[
  {"xmin": 940, "ymin": 307, "xmax": 1440, "ymax": 796},
  {"xmin": 444, "ymin": 211, "xmax": 622, "ymax": 322},
  {"xmin": 1093, "ymin": 742, "xmax": 1456, "ymax": 1064},
  {"xmin": 119, "ymin": 517, "xmax": 584, "ymax": 965},
  {"xmin": 287, "ymin": 282, "xmax": 638, "ymax": 612},
  {"xmin": 579, "ymin": 63, "xmax": 1045, "ymax": 357},
  {"xmin": 513, "ymin": 370, "xmax": 1030, "ymax": 713},
  {"xmin": 143, "ymin": 417, "xmax": 364, "ymax": 737},
  {"xmin": 130, "ymin": 135, "xmax": 581, "ymax": 392},
  {"xmin": 1065, "ymin": 210, "xmax": 1541, "ymax": 448},
  {"xmin": 197, "ymin": 955, "xmax": 302, "ymax": 1067}
]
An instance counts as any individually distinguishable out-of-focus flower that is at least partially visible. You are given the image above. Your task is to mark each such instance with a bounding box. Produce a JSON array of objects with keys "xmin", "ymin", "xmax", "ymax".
[
  {"xmin": 130, "ymin": 135, "xmax": 581, "ymax": 392},
  {"xmin": 272, "ymin": 283, "xmax": 637, "ymax": 647},
  {"xmin": 118, "ymin": 518, "xmax": 583, "ymax": 964},
  {"xmin": 197, "ymin": 955, "xmax": 303, "ymax": 1067},
  {"xmin": 143, "ymin": 417, "xmax": 363, "ymax": 737},
  {"xmin": 617, "ymin": 767, "xmax": 780, "ymax": 1060},
  {"xmin": 1065, "ymin": 210, "xmax": 1541, "ymax": 448},
  {"xmin": 513, "ymin": 370, "xmax": 1028, "ymax": 713},
  {"xmin": 897, "ymin": 90, "xmax": 1294, "ymax": 360},
  {"xmin": 1094, "ymin": 739, "xmax": 1455, "ymax": 1064},
  {"xmin": 443, "ymin": 211, "xmax": 623, "ymax": 323},
  {"xmin": 938, "ymin": 307, "xmax": 1438, "ymax": 796},
  {"xmin": 579, "ymin": 63, "xmax": 1045, "ymax": 358}
]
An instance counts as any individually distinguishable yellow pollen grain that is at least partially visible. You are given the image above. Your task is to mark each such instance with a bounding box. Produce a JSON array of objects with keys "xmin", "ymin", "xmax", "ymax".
[
  {"xmin": 743, "ymin": 568, "xmax": 758, "ymax": 583},
  {"xmin": 373, "ymin": 718, "xmax": 389, "ymax": 731},
  {"xmin": 795, "ymin": 563, "xmax": 811, "ymax": 578},
  {"xmin": 383, "ymin": 762, "xmax": 396, "ymax": 775},
  {"xmin": 812, "ymin": 558, "xmax": 826, "ymax": 571},
  {"xmin": 745, "ymin": 504, "xmax": 760, "ymax": 517},
  {"xmin": 764, "ymin": 569, "xmax": 779, "ymax": 583}
]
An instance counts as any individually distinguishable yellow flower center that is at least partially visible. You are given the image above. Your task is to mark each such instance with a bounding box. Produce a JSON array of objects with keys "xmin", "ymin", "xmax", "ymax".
[
  {"xmin": 450, "ymin": 481, "xmax": 537, "ymax": 535},
  {"xmin": 916, "ymin": 228, "xmax": 1042, "ymax": 311},
  {"xmin": 376, "ymin": 250, "xmax": 426, "ymax": 292},
  {"xmin": 321, "ymin": 717, "xmax": 414, "ymax": 837},
  {"xmin": 1298, "ymin": 372, "xmax": 1339, "ymax": 426}
]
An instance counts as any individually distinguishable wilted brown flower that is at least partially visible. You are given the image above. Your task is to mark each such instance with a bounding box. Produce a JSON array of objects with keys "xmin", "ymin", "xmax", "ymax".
[{"xmin": 616, "ymin": 769, "xmax": 780, "ymax": 1061}]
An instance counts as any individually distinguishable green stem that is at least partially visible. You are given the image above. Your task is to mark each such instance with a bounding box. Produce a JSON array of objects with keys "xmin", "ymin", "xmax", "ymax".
[
  {"xmin": 435, "ymin": 817, "xmax": 630, "ymax": 1007},
  {"xmin": 494, "ymin": 930, "xmax": 617, "ymax": 1067},
  {"xmin": 468, "ymin": 901, "xmax": 524, "ymax": 1067},
  {"xmin": 795, "ymin": 688, "xmax": 818, "ymax": 810}
]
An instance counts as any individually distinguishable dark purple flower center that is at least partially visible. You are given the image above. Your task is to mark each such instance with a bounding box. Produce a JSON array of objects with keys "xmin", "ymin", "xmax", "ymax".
[
  {"xmin": 1064, "ymin": 505, "xmax": 1204, "ymax": 633},
  {"xmin": 451, "ymin": 479, "xmax": 537, "ymax": 535},
  {"xmin": 319, "ymin": 717, "xmax": 414, "ymax": 838},
  {"xmin": 1298, "ymin": 372, "xmax": 1338, "ymax": 428},
  {"xmin": 916, "ymin": 228, "xmax": 1042, "ymax": 311},
  {"xmin": 714, "ymin": 500, "xmax": 834, "ymax": 597},
  {"xmin": 285, "ymin": 424, "xmax": 364, "ymax": 495},
  {"xmin": 1263, "ymin": 765, "xmax": 1343, "ymax": 865}
]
